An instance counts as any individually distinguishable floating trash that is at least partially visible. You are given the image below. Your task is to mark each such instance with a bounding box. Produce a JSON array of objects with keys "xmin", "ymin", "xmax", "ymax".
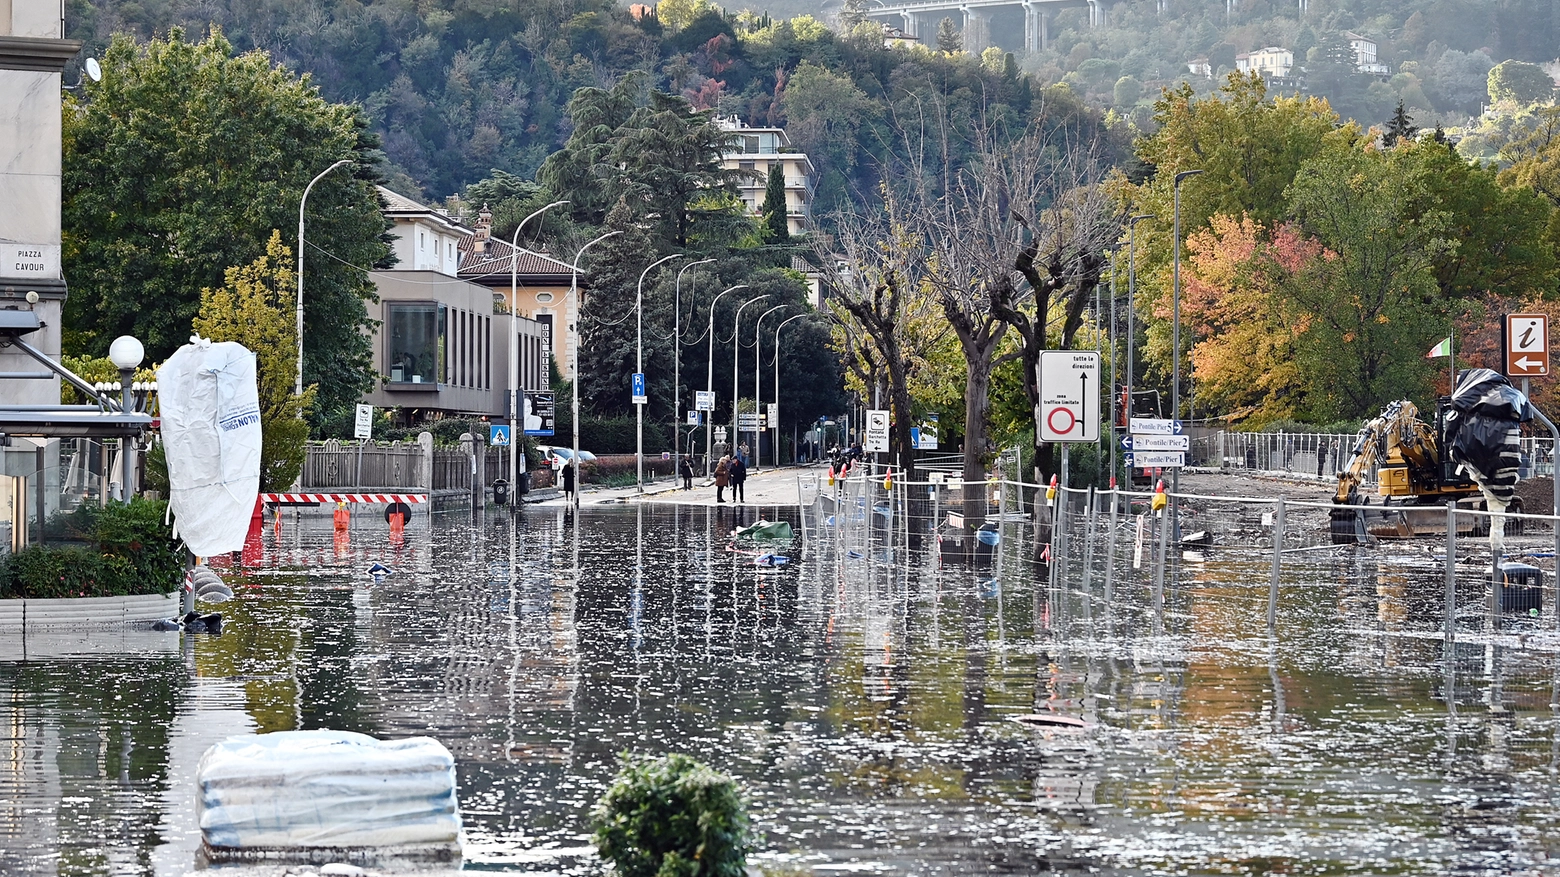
[{"xmin": 367, "ymin": 562, "xmax": 393, "ymax": 583}]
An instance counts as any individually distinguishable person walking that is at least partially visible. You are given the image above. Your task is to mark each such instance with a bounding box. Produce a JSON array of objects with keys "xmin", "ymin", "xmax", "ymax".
[
  {"xmin": 714, "ymin": 455, "xmax": 730, "ymax": 503},
  {"xmin": 679, "ymin": 456, "xmax": 694, "ymax": 490},
  {"xmin": 729, "ymin": 454, "xmax": 747, "ymax": 503},
  {"xmin": 560, "ymin": 460, "xmax": 575, "ymax": 501}
]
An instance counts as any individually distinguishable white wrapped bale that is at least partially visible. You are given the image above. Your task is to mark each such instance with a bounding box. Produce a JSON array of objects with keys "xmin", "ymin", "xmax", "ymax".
[{"xmin": 197, "ymin": 730, "xmax": 462, "ymax": 861}]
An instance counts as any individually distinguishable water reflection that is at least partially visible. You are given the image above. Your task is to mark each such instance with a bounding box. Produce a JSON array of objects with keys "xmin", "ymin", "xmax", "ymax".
[{"xmin": 1, "ymin": 500, "xmax": 1558, "ymax": 875}]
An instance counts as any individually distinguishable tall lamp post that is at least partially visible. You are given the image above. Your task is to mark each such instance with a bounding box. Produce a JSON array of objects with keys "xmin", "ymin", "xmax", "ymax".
[
  {"xmin": 637, "ymin": 253, "xmax": 682, "ymax": 493},
  {"xmin": 1125, "ymin": 213, "xmax": 1154, "ymax": 432},
  {"xmin": 569, "ymin": 230, "xmax": 622, "ymax": 506},
  {"xmin": 108, "ymin": 335, "xmax": 143, "ymax": 502},
  {"xmin": 773, "ymin": 314, "xmax": 808, "ymax": 467},
  {"xmin": 705, "ymin": 285, "xmax": 746, "ymax": 476},
  {"xmin": 508, "ymin": 199, "xmax": 568, "ymax": 501},
  {"xmin": 674, "ymin": 258, "xmax": 715, "ymax": 471},
  {"xmin": 296, "ymin": 159, "xmax": 353, "ymax": 400},
  {"xmin": 731, "ymin": 294, "xmax": 771, "ymax": 464},
  {"xmin": 753, "ymin": 305, "xmax": 787, "ymax": 470},
  {"xmin": 1171, "ymin": 169, "xmax": 1202, "ymax": 507}
]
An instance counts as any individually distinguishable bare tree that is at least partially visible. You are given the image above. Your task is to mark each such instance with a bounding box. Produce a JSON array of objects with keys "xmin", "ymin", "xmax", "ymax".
[
  {"xmin": 884, "ymin": 95, "xmax": 1118, "ymax": 517},
  {"xmin": 812, "ymin": 208, "xmax": 941, "ymax": 484}
]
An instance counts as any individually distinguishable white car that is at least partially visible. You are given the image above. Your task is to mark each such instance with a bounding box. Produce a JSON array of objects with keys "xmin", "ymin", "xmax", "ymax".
[{"xmin": 537, "ymin": 446, "xmax": 597, "ymax": 468}]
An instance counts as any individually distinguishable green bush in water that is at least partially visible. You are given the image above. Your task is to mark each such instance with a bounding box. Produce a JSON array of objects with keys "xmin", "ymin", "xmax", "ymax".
[
  {"xmin": 591, "ymin": 753, "xmax": 750, "ymax": 877},
  {"xmin": 0, "ymin": 498, "xmax": 183, "ymax": 599}
]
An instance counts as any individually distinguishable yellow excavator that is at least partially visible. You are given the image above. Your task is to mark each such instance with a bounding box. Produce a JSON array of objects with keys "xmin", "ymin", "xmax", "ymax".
[{"xmin": 1329, "ymin": 399, "xmax": 1505, "ymax": 543}]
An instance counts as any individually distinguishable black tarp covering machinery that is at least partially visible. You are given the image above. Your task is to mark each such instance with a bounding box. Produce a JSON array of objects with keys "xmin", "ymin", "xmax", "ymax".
[{"xmin": 1329, "ymin": 369, "xmax": 1533, "ymax": 544}]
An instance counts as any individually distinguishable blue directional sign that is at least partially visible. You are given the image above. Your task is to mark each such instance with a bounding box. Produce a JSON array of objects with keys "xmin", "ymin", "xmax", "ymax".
[
  {"xmin": 1125, "ymin": 451, "xmax": 1185, "ymax": 468},
  {"xmin": 631, "ymin": 372, "xmax": 647, "ymax": 404},
  {"xmin": 489, "ymin": 424, "xmax": 511, "ymax": 446},
  {"xmin": 1129, "ymin": 417, "xmax": 1183, "ymax": 435}
]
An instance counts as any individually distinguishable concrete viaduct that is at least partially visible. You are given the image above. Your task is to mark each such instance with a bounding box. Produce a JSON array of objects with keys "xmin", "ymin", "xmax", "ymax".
[
  {"xmin": 867, "ymin": 0, "xmax": 1122, "ymax": 54},
  {"xmin": 867, "ymin": 0, "xmax": 1307, "ymax": 53}
]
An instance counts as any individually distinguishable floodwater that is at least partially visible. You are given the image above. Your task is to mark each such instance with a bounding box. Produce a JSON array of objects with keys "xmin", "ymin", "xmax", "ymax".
[{"xmin": 3, "ymin": 494, "xmax": 1560, "ymax": 875}]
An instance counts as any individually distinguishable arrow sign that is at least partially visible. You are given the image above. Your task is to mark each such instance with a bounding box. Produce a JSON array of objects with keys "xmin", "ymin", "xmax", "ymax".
[
  {"xmin": 1504, "ymin": 313, "xmax": 1549, "ymax": 376},
  {"xmin": 1037, "ymin": 350, "xmax": 1100, "ymax": 443},
  {"xmin": 1125, "ymin": 433, "xmax": 1189, "ymax": 451},
  {"xmin": 1129, "ymin": 417, "xmax": 1183, "ymax": 435},
  {"xmin": 631, "ymin": 372, "xmax": 647, "ymax": 404},
  {"xmin": 1125, "ymin": 451, "xmax": 1186, "ymax": 468}
]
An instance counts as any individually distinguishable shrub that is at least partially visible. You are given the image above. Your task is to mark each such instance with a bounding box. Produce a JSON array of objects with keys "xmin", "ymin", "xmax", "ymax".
[
  {"xmin": 591, "ymin": 753, "xmax": 750, "ymax": 877},
  {"xmin": 0, "ymin": 498, "xmax": 183, "ymax": 599}
]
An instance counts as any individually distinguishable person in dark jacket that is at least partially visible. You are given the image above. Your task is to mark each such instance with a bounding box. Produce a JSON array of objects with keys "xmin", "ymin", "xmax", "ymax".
[
  {"xmin": 679, "ymin": 456, "xmax": 694, "ymax": 490},
  {"xmin": 729, "ymin": 455, "xmax": 747, "ymax": 503},
  {"xmin": 560, "ymin": 460, "xmax": 575, "ymax": 500}
]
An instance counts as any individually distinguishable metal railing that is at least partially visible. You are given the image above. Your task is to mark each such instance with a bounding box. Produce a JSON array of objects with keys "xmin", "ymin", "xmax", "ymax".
[
  {"xmin": 1195, "ymin": 431, "xmax": 1558, "ymax": 482},
  {"xmin": 302, "ymin": 440, "xmax": 423, "ymax": 490}
]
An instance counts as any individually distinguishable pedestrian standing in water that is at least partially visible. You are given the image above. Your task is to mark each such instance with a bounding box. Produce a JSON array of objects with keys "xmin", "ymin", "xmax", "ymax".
[
  {"xmin": 561, "ymin": 460, "xmax": 575, "ymax": 501},
  {"xmin": 729, "ymin": 453, "xmax": 747, "ymax": 503},
  {"xmin": 679, "ymin": 455, "xmax": 694, "ymax": 490},
  {"xmin": 714, "ymin": 454, "xmax": 730, "ymax": 503}
]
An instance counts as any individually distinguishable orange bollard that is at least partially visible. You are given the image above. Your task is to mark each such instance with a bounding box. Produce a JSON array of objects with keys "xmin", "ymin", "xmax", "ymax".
[
  {"xmin": 389, "ymin": 511, "xmax": 405, "ymax": 538},
  {"xmin": 333, "ymin": 501, "xmax": 351, "ymax": 532}
]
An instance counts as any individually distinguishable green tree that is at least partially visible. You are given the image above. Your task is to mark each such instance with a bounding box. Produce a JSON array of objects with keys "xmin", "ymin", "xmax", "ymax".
[
  {"xmin": 538, "ymin": 77, "xmax": 748, "ymax": 248},
  {"xmin": 192, "ymin": 232, "xmax": 315, "ymax": 492},
  {"xmin": 936, "ymin": 17, "xmax": 961, "ymax": 53},
  {"xmin": 760, "ymin": 162, "xmax": 791, "ymax": 243},
  {"xmin": 1488, "ymin": 59, "xmax": 1556, "ymax": 108},
  {"xmin": 1113, "ymin": 75, "xmax": 1143, "ymax": 107},
  {"xmin": 62, "ymin": 28, "xmax": 388, "ymax": 429},
  {"xmin": 779, "ymin": 61, "xmax": 880, "ymax": 213},
  {"xmin": 1284, "ymin": 143, "xmax": 1455, "ymax": 418}
]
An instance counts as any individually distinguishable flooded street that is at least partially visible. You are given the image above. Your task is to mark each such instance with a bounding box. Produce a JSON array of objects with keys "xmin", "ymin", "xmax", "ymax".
[{"xmin": 3, "ymin": 488, "xmax": 1560, "ymax": 875}]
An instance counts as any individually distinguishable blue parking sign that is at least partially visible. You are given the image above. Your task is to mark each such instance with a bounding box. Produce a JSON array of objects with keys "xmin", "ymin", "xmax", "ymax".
[
  {"xmin": 631, "ymin": 372, "xmax": 647, "ymax": 404},
  {"xmin": 490, "ymin": 424, "xmax": 511, "ymax": 446}
]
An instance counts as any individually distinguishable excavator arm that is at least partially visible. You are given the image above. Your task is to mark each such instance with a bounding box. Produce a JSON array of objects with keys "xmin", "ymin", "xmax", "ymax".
[{"xmin": 1334, "ymin": 400, "xmax": 1431, "ymax": 504}]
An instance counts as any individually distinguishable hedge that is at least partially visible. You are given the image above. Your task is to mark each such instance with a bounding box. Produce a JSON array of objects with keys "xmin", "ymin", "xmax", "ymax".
[{"xmin": 0, "ymin": 498, "xmax": 183, "ymax": 599}]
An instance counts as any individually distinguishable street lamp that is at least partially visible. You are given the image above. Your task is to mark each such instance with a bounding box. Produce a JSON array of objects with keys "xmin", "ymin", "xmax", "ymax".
[
  {"xmin": 1126, "ymin": 213, "xmax": 1154, "ymax": 431},
  {"xmin": 569, "ymin": 230, "xmax": 622, "ymax": 506},
  {"xmin": 753, "ymin": 304, "xmax": 787, "ymax": 470},
  {"xmin": 1172, "ymin": 169, "xmax": 1202, "ymax": 506},
  {"xmin": 296, "ymin": 158, "xmax": 353, "ymax": 400},
  {"xmin": 637, "ymin": 253, "xmax": 682, "ymax": 493},
  {"xmin": 731, "ymin": 294, "xmax": 771, "ymax": 464},
  {"xmin": 674, "ymin": 258, "xmax": 716, "ymax": 470},
  {"xmin": 508, "ymin": 199, "xmax": 568, "ymax": 501},
  {"xmin": 108, "ymin": 334, "xmax": 143, "ymax": 502},
  {"xmin": 705, "ymin": 284, "xmax": 747, "ymax": 476},
  {"xmin": 773, "ymin": 313, "xmax": 808, "ymax": 467}
]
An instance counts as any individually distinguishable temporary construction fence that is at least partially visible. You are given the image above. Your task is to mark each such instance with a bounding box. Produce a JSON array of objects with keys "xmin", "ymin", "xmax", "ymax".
[
  {"xmin": 1192, "ymin": 431, "xmax": 1559, "ymax": 483},
  {"xmin": 796, "ymin": 468, "xmax": 1560, "ymax": 651}
]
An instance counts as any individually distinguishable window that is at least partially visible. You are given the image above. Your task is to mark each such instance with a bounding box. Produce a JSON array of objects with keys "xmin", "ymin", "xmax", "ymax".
[
  {"xmin": 742, "ymin": 135, "xmax": 759, "ymax": 154},
  {"xmin": 387, "ymin": 303, "xmax": 445, "ymax": 384},
  {"xmin": 739, "ymin": 160, "xmax": 756, "ymax": 171}
]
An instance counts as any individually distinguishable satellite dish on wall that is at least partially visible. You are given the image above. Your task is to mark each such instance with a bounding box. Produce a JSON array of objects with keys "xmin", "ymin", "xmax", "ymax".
[{"xmin": 84, "ymin": 58, "xmax": 102, "ymax": 82}]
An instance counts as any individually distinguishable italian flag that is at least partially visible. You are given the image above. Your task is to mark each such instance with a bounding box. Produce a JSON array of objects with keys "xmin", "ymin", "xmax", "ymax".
[{"xmin": 1426, "ymin": 337, "xmax": 1453, "ymax": 358}]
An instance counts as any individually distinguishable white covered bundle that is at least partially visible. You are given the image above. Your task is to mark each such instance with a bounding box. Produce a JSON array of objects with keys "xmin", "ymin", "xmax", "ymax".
[
  {"xmin": 197, "ymin": 730, "xmax": 462, "ymax": 851},
  {"xmin": 156, "ymin": 339, "xmax": 262, "ymax": 556}
]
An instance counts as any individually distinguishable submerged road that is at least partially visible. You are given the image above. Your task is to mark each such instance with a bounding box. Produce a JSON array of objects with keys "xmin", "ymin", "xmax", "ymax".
[{"xmin": 532, "ymin": 463, "xmax": 823, "ymax": 508}]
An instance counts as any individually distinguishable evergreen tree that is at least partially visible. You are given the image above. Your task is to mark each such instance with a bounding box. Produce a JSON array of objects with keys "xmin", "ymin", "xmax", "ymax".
[
  {"xmin": 1384, "ymin": 100, "xmax": 1417, "ymax": 146},
  {"xmin": 760, "ymin": 162, "xmax": 791, "ymax": 243},
  {"xmin": 837, "ymin": 0, "xmax": 871, "ymax": 29},
  {"xmin": 578, "ymin": 199, "xmax": 671, "ymax": 418},
  {"xmin": 936, "ymin": 18, "xmax": 961, "ymax": 53}
]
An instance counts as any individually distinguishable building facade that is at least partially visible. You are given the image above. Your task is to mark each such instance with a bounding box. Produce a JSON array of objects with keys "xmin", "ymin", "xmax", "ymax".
[
  {"xmin": 365, "ymin": 188, "xmax": 550, "ymax": 424},
  {"xmin": 716, "ymin": 117, "xmax": 815, "ymax": 237},
  {"xmin": 1235, "ymin": 47, "xmax": 1293, "ymax": 78},
  {"xmin": 457, "ymin": 207, "xmax": 578, "ymax": 381}
]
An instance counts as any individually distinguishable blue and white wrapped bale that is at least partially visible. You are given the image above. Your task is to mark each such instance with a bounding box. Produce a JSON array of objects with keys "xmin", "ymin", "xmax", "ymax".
[{"xmin": 197, "ymin": 730, "xmax": 463, "ymax": 864}]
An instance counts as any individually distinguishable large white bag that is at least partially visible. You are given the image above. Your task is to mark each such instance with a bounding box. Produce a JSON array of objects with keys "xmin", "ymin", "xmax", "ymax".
[
  {"xmin": 156, "ymin": 339, "xmax": 261, "ymax": 556},
  {"xmin": 197, "ymin": 730, "xmax": 462, "ymax": 853}
]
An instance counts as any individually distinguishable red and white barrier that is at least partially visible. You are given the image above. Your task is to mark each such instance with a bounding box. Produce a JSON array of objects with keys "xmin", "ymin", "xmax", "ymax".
[{"xmin": 261, "ymin": 493, "xmax": 428, "ymax": 505}]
